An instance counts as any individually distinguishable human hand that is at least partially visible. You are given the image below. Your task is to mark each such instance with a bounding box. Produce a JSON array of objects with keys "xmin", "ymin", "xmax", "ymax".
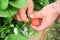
[
  {"xmin": 57, "ymin": 16, "xmax": 60, "ymax": 23},
  {"xmin": 14, "ymin": 0, "xmax": 34, "ymax": 22},
  {"xmin": 31, "ymin": 2, "xmax": 59, "ymax": 31}
]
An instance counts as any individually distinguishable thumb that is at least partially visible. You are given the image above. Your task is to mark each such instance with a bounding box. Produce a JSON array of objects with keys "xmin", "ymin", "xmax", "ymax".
[{"xmin": 30, "ymin": 11, "xmax": 43, "ymax": 18}]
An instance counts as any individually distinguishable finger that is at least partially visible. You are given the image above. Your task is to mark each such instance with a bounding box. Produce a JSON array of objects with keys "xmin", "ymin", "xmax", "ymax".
[
  {"xmin": 14, "ymin": 11, "xmax": 18, "ymax": 20},
  {"xmin": 27, "ymin": 3, "xmax": 34, "ymax": 16},
  {"xmin": 19, "ymin": 8, "xmax": 28, "ymax": 22},
  {"xmin": 30, "ymin": 11, "xmax": 43, "ymax": 18},
  {"xmin": 31, "ymin": 24, "xmax": 40, "ymax": 31},
  {"xmin": 16, "ymin": 13, "xmax": 22, "ymax": 21},
  {"xmin": 14, "ymin": 15, "xmax": 17, "ymax": 20},
  {"xmin": 27, "ymin": 0, "xmax": 34, "ymax": 16}
]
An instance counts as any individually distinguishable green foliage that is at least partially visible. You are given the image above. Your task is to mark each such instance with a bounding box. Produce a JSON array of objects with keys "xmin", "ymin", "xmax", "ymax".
[
  {"xmin": 0, "ymin": 7, "xmax": 18, "ymax": 17},
  {"xmin": 0, "ymin": 0, "xmax": 9, "ymax": 10},
  {"xmin": 0, "ymin": 0, "xmax": 58, "ymax": 40},
  {"xmin": 9, "ymin": 0, "xmax": 28, "ymax": 8},
  {"xmin": 0, "ymin": 0, "xmax": 28, "ymax": 17},
  {"xmin": 4, "ymin": 17, "xmax": 13, "ymax": 24},
  {"xmin": 0, "ymin": 0, "xmax": 28, "ymax": 40},
  {"xmin": 0, "ymin": 32, "xmax": 6, "ymax": 38},
  {"xmin": 33, "ymin": 0, "xmax": 49, "ymax": 11},
  {"xmin": 7, "ymin": 34, "xmax": 28, "ymax": 40},
  {"xmin": 48, "ymin": 23, "xmax": 60, "ymax": 40}
]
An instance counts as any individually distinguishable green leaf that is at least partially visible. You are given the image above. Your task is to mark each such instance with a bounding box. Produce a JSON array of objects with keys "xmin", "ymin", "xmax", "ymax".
[
  {"xmin": 43, "ymin": 0, "xmax": 49, "ymax": 6},
  {"xmin": 9, "ymin": 0, "xmax": 28, "ymax": 8},
  {"xmin": 4, "ymin": 37, "xmax": 8, "ymax": 40},
  {"xmin": 0, "ymin": 0, "xmax": 9, "ymax": 10},
  {"xmin": 0, "ymin": 7, "xmax": 18, "ymax": 17},
  {"xmin": 4, "ymin": 17, "xmax": 13, "ymax": 23},
  {"xmin": 7, "ymin": 34, "xmax": 28, "ymax": 40},
  {"xmin": 33, "ymin": 31, "xmax": 38, "ymax": 36},
  {"xmin": 34, "ymin": 4, "xmax": 42, "ymax": 11},
  {"xmin": 0, "ymin": 10, "xmax": 10, "ymax": 17},
  {"xmin": 28, "ymin": 27, "xmax": 33, "ymax": 35},
  {"xmin": 0, "ymin": 27, "xmax": 6, "ymax": 32},
  {"xmin": 5, "ymin": 29, "xmax": 10, "ymax": 33},
  {"xmin": 9, "ymin": 24, "xmax": 14, "ymax": 27},
  {"xmin": 33, "ymin": 0, "xmax": 43, "ymax": 11},
  {"xmin": 38, "ymin": 0, "xmax": 49, "ymax": 6},
  {"xmin": 1, "ymin": 32, "xmax": 6, "ymax": 38},
  {"xmin": 8, "ymin": 7, "xmax": 18, "ymax": 16},
  {"xmin": 49, "ymin": 0, "xmax": 56, "ymax": 3}
]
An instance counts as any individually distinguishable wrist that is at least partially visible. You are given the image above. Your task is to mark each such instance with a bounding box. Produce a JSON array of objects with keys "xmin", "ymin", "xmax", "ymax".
[
  {"xmin": 57, "ymin": 0, "xmax": 60, "ymax": 2},
  {"xmin": 53, "ymin": 1, "xmax": 60, "ymax": 14}
]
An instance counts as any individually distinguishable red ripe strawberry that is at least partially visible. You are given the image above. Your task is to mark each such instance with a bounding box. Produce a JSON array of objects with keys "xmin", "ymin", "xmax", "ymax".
[{"xmin": 31, "ymin": 18, "xmax": 41, "ymax": 26}]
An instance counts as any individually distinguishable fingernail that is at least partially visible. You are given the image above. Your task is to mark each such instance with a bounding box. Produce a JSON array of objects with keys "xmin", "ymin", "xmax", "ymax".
[
  {"xmin": 24, "ymin": 19, "xmax": 29, "ymax": 22},
  {"xmin": 30, "ymin": 13, "xmax": 34, "ymax": 18}
]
